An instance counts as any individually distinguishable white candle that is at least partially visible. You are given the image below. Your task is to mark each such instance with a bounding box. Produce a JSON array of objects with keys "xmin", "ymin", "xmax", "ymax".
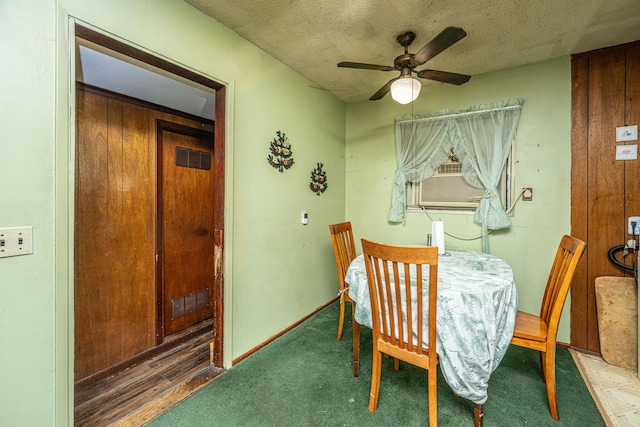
[{"xmin": 431, "ymin": 221, "xmax": 445, "ymax": 254}]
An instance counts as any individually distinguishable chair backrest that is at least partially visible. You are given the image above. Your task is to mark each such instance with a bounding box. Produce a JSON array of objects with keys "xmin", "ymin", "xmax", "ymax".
[
  {"xmin": 361, "ymin": 239, "xmax": 439, "ymax": 359},
  {"xmin": 329, "ymin": 222, "xmax": 357, "ymax": 292},
  {"xmin": 540, "ymin": 235, "xmax": 587, "ymax": 338}
]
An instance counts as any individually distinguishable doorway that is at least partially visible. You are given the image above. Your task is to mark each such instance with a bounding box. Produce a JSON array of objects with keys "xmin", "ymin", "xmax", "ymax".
[{"xmin": 73, "ymin": 23, "xmax": 226, "ymax": 406}]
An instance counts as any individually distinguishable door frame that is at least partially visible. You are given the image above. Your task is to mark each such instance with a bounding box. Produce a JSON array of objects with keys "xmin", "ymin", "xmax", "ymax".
[{"xmin": 74, "ymin": 24, "xmax": 227, "ymax": 368}]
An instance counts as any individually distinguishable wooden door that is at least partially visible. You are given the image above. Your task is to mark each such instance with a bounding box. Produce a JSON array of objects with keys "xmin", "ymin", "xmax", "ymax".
[
  {"xmin": 157, "ymin": 120, "xmax": 216, "ymax": 339},
  {"xmin": 74, "ymin": 88, "xmax": 156, "ymax": 379}
]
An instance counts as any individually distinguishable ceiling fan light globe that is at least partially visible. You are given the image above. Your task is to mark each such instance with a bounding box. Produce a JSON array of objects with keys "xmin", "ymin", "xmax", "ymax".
[{"xmin": 390, "ymin": 76, "xmax": 421, "ymax": 104}]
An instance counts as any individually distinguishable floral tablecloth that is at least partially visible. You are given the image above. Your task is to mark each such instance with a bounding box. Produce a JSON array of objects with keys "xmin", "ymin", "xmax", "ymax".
[{"xmin": 345, "ymin": 248, "xmax": 518, "ymax": 405}]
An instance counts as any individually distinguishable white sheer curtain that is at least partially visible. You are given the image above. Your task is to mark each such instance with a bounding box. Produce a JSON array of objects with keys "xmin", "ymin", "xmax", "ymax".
[
  {"xmin": 387, "ymin": 115, "xmax": 451, "ymax": 223},
  {"xmin": 452, "ymin": 100, "xmax": 523, "ymax": 252},
  {"xmin": 388, "ymin": 99, "xmax": 523, "ymax": 253}
]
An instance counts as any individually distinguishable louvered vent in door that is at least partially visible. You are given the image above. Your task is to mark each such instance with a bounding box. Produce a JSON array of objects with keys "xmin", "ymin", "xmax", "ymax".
[{"xmin": 174, "ymin": 146, "xmax": 211, "ymax": 170}]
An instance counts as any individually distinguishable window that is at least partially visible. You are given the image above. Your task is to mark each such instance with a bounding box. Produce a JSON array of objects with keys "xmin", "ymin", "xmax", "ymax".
[
  {"xmin": 409, "ymin": 145, "xmax": 514, "ymax": 212},
  {"xmin": 388, "ymin": 98, "xmax": 523, "ymax": 242}
]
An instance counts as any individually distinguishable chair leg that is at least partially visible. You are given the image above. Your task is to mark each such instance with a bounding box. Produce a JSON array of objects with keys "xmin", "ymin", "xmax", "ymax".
[
  {"xmin": 543, "ymin": 349, "xmax": 559, "ymax": 420},
  {"xmin": 352, "ymin": 313, "xmax": 360, "ymax": 377},
  {"xmin": 539, "ymin": 351, "xmax": 546, "ymax": 380},
  {"xmin": 368, "ymin": 348, "xmax": 382, "ymax": 412},
  {"xmin": 336, "ymin": 299, "xmax": 346, "ymax": 341},
  {"xmin": 393, "ymin": 358, "xmax": 400, "ymax": 371},
  {"xmin": 428, "ymin": 366, "xmax": 437, "ymax": 427}
]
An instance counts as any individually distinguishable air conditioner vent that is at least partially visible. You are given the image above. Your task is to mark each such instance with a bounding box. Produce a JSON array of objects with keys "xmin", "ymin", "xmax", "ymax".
[{"xmin": 438, "ymin": 162, "xmax": 462, "ymax": 175}]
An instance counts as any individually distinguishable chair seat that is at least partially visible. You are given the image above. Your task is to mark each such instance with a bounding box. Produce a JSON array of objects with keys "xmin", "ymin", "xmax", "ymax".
[{"xmin": 513, "ymin": 310, "xmax": 548, "ymax": 342}]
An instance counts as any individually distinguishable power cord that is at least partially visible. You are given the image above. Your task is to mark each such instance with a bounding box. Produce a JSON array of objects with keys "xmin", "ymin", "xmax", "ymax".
[
  {"xmin": 608, "ymin": 221, "xmax": 639, "ymax": 288},
  {"xmin": 421, "ymin": 187, "xmax": 528, "ymax": 241},
  {"xmin": 632, "ymin": 225, "xmax": 639, "ymax": 287}
]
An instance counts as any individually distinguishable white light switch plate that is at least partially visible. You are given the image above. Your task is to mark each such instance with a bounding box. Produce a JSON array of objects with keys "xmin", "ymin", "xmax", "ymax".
[
  {"xmin": 616, "ymin": 144, "xmax": 638, "ymax": 161},
  {"xmin": 616, "ymin": 125, "xmax": 638, "ymax": 142},
  {"xmin": 0, "ymin": 226, "xmax": 33, "ymax": 258}
]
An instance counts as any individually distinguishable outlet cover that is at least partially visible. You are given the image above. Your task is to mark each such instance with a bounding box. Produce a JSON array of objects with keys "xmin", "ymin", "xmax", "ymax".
[{"xmin": 0, "ymin": 226, "xmax": 33, "ymax": 258}]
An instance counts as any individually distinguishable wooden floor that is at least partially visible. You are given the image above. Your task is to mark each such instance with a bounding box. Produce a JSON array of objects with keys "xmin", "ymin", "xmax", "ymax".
[{"xmin": 75, "ymin": 320, "xmax": 222, "ymax": 426}]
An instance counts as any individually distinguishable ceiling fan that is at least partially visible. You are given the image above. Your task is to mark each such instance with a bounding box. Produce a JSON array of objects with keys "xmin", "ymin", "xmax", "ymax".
[{"xmin": 337, "ymin": 27, "xmax": 471, "ymax": 103}]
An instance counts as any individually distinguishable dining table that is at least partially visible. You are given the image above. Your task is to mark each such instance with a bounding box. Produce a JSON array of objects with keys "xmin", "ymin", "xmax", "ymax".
[{"xmin": 345, "ymin": 247, "xmax": 518, "ymax": 426}]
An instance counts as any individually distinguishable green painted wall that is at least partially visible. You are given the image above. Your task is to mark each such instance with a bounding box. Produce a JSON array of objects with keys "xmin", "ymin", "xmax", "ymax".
[
  {"xmin": 0, "ymin": 0, "xmax": 576, "ymax": 425},
  {"xmin": 1, "ymin": 0, "xmax": 346, "ymax": 425},
  {"xmin": 0, "ymin": 1, "xmax": 59, "ymax": 425},
  {"xmin": 345, "ymin": 56, "xmax": 573, "ymax": 341}
]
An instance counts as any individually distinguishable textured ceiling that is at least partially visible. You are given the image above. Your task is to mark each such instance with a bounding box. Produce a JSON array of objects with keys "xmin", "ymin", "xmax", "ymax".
[{"xmin": 185, "ymin": 0, "xmax": 640, "ymax": 103}]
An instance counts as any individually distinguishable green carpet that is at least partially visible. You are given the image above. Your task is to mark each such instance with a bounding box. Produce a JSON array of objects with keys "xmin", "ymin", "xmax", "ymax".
[{"xmin": 146, "ymin": 302, "xmax": 604, "ymax": 426}]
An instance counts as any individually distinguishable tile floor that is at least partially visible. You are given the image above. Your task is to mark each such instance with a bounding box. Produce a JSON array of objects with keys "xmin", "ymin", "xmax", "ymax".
[{"xmin": 571, "ymin": 349, "xmax": 640, "ymax": 427}]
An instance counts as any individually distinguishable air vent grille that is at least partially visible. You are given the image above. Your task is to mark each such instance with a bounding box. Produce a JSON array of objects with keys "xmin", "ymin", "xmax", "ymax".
[
  {"xmin": 171, "ymin": 288, "xmax": 210, "ymax": 319},
  {"xmin": 438, "ymin": 162, "xmax": 462, "ymax": 174},
  {"xmin": 174, "ymin": 146, "xmax": 211, "ymax": 170}
]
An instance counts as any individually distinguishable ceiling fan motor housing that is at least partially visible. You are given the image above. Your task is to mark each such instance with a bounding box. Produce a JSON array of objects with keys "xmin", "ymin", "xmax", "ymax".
[{"xmin": 394, "ymin": 54, "xmax": 414, "ymax": 71}]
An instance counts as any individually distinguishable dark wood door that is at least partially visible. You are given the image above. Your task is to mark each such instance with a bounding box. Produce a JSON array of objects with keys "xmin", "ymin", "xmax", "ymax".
[{"xmin": 157, "ymin": 120, "xmax": 216, "ymax": 339}]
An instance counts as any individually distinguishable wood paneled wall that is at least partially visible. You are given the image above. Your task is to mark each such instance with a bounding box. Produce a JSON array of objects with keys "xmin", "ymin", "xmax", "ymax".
[
  {"xmin": 75, "ymin": 86, "xmax": 214, "ymax": 381},
  {"xmin": 571, "ymin": 41, "xmax": 640, "ymax": 353}
]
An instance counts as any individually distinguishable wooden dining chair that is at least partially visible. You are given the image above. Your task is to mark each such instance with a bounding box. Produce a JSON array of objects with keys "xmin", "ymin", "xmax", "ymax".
[
  {"xmin": 510, "ymin": 234, "xmax": 586, "ymax": 421},
  {"xmin": 329, "ymin": 222, "xmax": 357, "ymax": 341},
  {"xmin": 361, "ymin": 239, "xmax": 439, "ymax": 427}
]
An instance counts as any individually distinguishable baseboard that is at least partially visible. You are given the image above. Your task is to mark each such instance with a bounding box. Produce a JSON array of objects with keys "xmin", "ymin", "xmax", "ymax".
[{"xmin": 232, "ymin": 298, "xmax": 337, "ymax": 365}]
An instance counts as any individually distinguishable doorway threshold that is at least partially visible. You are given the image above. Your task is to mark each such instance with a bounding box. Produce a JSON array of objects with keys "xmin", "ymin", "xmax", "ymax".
[
  {"xmin": 111, "ymin": 364, "xmax": 225, "ymax": 426},
  {"xmin": 74, "ymin": 319, "xmax": 219, "ymax": 426}
]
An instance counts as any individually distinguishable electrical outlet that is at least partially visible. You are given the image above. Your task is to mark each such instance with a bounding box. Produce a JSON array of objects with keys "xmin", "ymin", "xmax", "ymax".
[
  {"xmin": 629, "ymin": 217, "xmax": 640, "ymax": 235},
  {"xmin": 522, "ymin": 188, "xmax": 533, "ymax": 201},
  {"xmin": 0, "ymin": 226, "xmax": 33, "ymax": 258}
]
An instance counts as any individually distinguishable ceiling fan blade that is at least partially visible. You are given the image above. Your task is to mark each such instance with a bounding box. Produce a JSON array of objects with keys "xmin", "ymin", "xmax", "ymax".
[
  {"xmin": 338, "ymin": 61, "xmax": 395, "ymax": 72},
  {"xmin": 369, "ymin": 77, "xmax": 399, "ymax": 100},
  {"xmin": 409, "ymin": 26, "xmax": 467, "ymax": 67},
  {"xmin": 416, "ymin": 69, "xmax": 471, "ymax": 85}
]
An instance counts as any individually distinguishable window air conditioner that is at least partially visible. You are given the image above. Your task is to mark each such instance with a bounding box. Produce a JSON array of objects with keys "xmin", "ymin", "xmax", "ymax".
[{"xmin": 417, "ymin": 161, "xmax": 507, "ymax": 210}]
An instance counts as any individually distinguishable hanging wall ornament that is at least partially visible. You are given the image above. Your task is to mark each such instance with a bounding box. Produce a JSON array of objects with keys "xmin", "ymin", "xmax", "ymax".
[
  {"xmin": 267, "ymin": 130, "xmax": 294, "ymax": 172},
  {"xmin": 309, "ymin": 162, "xmax": 328, "ymax": 195}
]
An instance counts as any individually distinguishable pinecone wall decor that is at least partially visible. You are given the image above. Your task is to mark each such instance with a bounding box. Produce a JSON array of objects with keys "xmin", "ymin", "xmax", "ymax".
[
  {"xmin": 267, "ymin": 130, "xmax": 294, "ymax": 172},
  {"xmin": 309, "ymin": 163, "xmax": 328, "ymax": 195}
]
